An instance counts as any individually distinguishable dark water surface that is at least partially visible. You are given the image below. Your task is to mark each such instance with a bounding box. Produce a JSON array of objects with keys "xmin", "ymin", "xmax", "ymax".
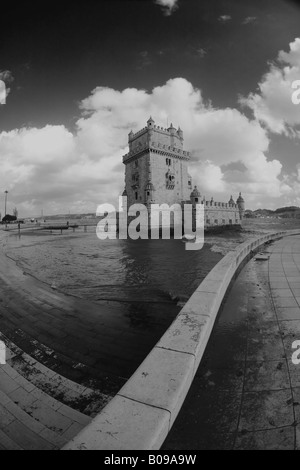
[
  {"xmin": 4, "ymin": 227, "xmax": 222, "ymax": 303},
  {"xmin": 4, "ymin": 217, "xmax": 300, "ymax": 304}
]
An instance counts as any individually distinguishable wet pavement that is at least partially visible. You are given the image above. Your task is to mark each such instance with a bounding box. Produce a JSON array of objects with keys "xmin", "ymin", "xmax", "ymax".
[
  {"xmin": 163, "ymin": 234, "xmax": 300, "ymax": 450},
  {"xmin": 0, "ymin": 234, "xmax": 179, "ymax": 449}
]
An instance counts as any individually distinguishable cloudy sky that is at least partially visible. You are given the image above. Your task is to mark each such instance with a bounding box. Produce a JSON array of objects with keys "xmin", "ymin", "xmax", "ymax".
[{"xmin": 1, "ymin": 0, "xmax": 300, "ymax": 216}]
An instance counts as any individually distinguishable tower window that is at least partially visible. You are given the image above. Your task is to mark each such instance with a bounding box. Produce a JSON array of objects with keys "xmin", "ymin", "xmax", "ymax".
[
  {"xmin": 195, "ymin": 198, "xmax": 198, "ymax": 203},
  {"xmin": 147, "ymin": 191, "xmax": 150, "ymax": 196},
  {"xmin": 135, "ymin": 192, "xmax": 138, "ymax": 200}
]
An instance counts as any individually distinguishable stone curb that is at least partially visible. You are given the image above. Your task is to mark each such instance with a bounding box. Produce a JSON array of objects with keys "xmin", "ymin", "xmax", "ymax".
[{"xmin": 57, "ymin": 230, "xmax": 300, "ymax": 449}]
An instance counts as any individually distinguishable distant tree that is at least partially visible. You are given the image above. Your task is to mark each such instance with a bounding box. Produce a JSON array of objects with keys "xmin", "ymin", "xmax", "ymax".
[
  {"xmin": 2, "ymin": 214, "xmax": 17, "ymax": 223},
  {"xmin": 275, "ymin": 206, "xmax": 299, "ymax": 214},
  {"xmin": 13, "ymin": 207, "xmax": 18, "ymax": 218}
]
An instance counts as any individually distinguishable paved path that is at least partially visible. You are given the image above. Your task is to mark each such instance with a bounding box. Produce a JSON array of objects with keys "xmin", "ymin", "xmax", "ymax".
[
  {"xmin": 163, "ymin": 234, "xmax": 300, "ymax": 450},
  {"xmin": 0, "ymin": 231, "xmax": 178, "ymax": 449}
]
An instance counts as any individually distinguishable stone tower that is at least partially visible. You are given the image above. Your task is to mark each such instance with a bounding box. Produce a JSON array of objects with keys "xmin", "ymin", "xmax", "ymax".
[
  {"xmin": 236, "ymin": 193, "xmax": 245, "ymax": 219},
  {"xmin": 190, "ymin": 186, "xmax": 201, "ymax": 207},
  {"xmin": 122, "ymin": 117, "xmax": 192, "ymax": 207}
]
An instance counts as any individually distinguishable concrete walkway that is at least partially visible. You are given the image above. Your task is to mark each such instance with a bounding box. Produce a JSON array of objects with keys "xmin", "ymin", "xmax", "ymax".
[
  {"xmin": 0, "ymin": 231, "xmax": 178, "ymax": 449},
  {"xmin": 163, "ymin": 234, "xmax": 300, "ymax": 450}
]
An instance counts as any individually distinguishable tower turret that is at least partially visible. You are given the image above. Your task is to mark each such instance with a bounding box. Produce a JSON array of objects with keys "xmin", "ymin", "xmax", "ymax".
[
  {"xmin": 190, "ymin": 186, "xmax": 201, "ymax": 206},
  {"xmin": 236, "ymin": 192, "xmax": 245, "ymax": 219},
  {"xmin": 168, "ymin": 122, "xmax": 176, "ymax": 135},
  {"xmin": 128, "ymin": 130, "xmax": 134, "ymax": 151},
  {"xmin": 168, "ymin": 122, "xmax": 176, "ymax": 146},
  {"xmin": 228, "ymin": 195, "xmax": 235, "ymax": 206},
  {"xmin": 147, "ymin": 116, "xmax": 155, "ymax": 128},
  {"xmin": 177, "ymin": 126, "xmax": 183, "ymax": 141}
]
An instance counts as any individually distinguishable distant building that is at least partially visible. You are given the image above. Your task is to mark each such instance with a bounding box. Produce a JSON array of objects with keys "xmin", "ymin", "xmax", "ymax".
[{"xmin": 122, "ymin": 117, "xmax": 245, "ymax": 229}]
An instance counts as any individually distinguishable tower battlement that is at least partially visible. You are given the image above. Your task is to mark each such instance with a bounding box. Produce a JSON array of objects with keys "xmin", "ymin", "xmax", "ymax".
[{"xmin": 123, "ymin": 117, "xmax": 190, "ymax": 164}]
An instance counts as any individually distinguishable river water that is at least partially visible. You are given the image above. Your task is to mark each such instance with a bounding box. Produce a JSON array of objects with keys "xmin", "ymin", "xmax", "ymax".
[
  {"xmin": 3, "ymin": 217, "xmax": 300, "ymax": 326},
  {"xmin": 4, "ymin": 217, "xmax": 300, "ymax": 302}
]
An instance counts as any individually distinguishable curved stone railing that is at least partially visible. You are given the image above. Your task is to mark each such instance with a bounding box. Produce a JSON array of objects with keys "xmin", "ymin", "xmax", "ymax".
[{"xmin": 63, "ymin": 229, "xmax": 300, "ymax": 450}]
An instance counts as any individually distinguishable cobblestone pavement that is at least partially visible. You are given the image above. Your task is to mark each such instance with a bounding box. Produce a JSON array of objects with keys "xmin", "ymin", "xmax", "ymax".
[{"xmin": 163, "ymin": 235, "xmax": 300, "ymax": 450}]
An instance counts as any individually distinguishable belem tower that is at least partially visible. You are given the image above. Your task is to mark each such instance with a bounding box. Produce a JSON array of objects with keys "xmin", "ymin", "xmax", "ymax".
[{"xmin": 122, "ymin": 117, "xmax": 245, "ymax": 230}]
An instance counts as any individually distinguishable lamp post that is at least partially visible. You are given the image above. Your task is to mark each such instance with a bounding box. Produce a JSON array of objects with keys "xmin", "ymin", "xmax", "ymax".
[{"xmin": 4, "ymin": 190, "xmax": 8, "ymax": 220}]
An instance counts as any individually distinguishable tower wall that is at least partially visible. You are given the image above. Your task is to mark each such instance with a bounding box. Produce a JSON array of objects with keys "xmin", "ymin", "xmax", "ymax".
[
  {"xmin": 123, "ymin": 119, "xmax": 191, "ymax": 208},
  {"xmin": 124, "ymin": 154, "xmax": 149, "ymax": 207},
  {"xmin": 149, "ymin": 151, "xmax": 190, "ymax": 205}
]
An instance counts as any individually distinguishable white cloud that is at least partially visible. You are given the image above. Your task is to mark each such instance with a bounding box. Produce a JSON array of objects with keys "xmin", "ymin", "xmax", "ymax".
[
  {"xmin": 0, "ymin": 77, "xmax": 292, "ymax": 216},
  {"xmin": 0, "ymin": 70, "xmax": 14, "ymax": 103},
  {"xmin": 155, "ymin": 0, "xmax": 179, "ymax": 16},
  {"xmin": 218, "ymin": 15, "xmax": 232, "ymax": 23},
  {"xmin": 197, "ymin": 48, "xmax": 207, "ymax": 59},
  {"xmin": 0, "ymin": 70, "xmax": 14, "ymax": 83},
  {"xmin": 242, "ymin": 16, "xmax": 257, "ymax": 25},
  {"xmin": 240, "ymin": 38, "xmax": 300, "ymax": 135}
]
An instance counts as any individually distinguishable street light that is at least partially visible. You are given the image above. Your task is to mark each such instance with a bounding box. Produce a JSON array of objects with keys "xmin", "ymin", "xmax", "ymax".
[{"xmin": 4, "ymin": 190, "xmax": 8, "ymax": 217}]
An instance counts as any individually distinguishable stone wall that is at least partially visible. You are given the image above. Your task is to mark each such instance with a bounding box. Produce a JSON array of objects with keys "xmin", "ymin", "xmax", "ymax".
[
  {"xmin": 63, "ymin": 230, "xmax": 300, "ymax": 450},
  {"xmin": 124, "ymin": 153, "xmax": 149, "ymax": 207},
  {"xmin": 204, "ymin": 206, "xmax": 241, "ymax": 227},
  {"xmin": 150, "ymin": 151, "xmax": 190, "ymax": 205}
]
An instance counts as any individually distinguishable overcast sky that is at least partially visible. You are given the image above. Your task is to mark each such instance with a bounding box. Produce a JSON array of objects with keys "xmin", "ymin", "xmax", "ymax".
[{"xmin": 0, "ymin": 0, "xmax": 300, "ymax": 216}]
